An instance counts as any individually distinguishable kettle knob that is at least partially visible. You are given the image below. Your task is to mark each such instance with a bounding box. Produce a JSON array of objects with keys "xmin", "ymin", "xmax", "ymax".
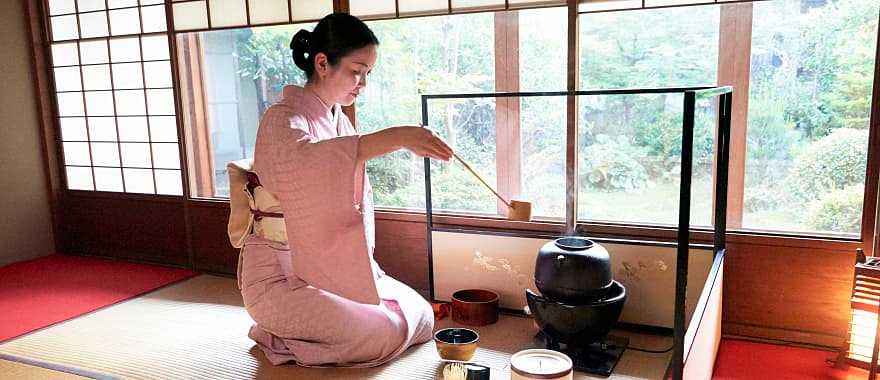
[{"xmin": 556, "ymin": 254, "xmax": 565, "ymax": 267}]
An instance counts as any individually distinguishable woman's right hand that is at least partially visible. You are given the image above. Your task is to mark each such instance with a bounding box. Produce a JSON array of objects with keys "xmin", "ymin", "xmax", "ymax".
[{"xmin": 393, "ymin": 126, "xmax": 454, "ymax": 161}]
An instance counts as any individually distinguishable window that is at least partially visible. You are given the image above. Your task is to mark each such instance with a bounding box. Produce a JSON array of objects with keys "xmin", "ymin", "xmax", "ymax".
[
  {"xmin": 577, "ymin": 6, "xmax": 720, "ymax": 226},
  {"xmin": 741, "ymin": 0, "xmax": 879, "ymax": 236},
  {"xmin": 50, "ymin": 0, "xmax": 183, "ymax": 195}
]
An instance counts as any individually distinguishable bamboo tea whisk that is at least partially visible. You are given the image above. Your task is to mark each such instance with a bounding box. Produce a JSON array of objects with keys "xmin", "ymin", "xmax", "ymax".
[{"xmin": 452, "ymin": 153, "xmax": 532, "ymax": 221}]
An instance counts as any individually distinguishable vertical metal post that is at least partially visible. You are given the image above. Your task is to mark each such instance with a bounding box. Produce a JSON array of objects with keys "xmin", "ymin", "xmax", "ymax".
[
  {"xmin": 714, "ymin": 92, "xmax": 732, "ymax": 253},
  {"xmin": 673, "ymin": 91, "xmax": 696, "ymax": 380},
  {"xmin": 422, "ymin": 95, "xmax": 435, "ymax": 301}
]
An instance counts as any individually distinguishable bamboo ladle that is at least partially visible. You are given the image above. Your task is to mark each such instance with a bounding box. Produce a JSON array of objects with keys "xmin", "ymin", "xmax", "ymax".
[{"xmin": 452, "ymin": 153, "xmax": 532, "ymax": 221}]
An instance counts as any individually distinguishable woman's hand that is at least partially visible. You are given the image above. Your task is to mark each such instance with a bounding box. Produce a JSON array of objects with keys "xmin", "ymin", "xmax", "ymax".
[{"xmin": 393, "ymin": 126, "xmax": 453, "ymax": 161}]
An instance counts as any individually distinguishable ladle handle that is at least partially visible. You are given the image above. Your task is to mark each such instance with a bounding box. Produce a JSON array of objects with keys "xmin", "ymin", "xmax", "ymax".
[{"xmin": 452, "ymin": 153, "xmax": 513, "ymax": 208}]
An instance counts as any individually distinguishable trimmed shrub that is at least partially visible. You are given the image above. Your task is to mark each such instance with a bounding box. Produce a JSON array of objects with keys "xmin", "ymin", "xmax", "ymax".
[
  {"xmin": 805, "ymin": 185, "xmax": 863, "ymax": 233},
  {"xmin": 785, "ymin": 128, "xmax": 868, "ymax": 203}
]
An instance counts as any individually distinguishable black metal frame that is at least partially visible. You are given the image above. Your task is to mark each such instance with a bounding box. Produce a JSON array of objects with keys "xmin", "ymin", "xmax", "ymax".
[{"xmin": 421, "ymin": 86, "xmax": 732, "ymax": 379}]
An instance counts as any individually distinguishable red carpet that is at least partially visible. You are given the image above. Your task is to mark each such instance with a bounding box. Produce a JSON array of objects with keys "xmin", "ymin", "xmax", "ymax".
[
  {"xmin": 0, "ymin": 254, "xmax": 197, "ymax": 342},
  {"xmin": 713, "ymin": 339, "xmax": 869, "ymax": 379}
]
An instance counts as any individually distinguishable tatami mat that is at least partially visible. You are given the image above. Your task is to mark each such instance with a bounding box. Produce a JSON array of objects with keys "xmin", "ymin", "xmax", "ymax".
[
  {"xmin": 0, "ymin": 275, "xmax": 671, "ymax": 379},
  {"xmin": 0, "ymin": 358, "xmax": 91, "ymax": 379}
]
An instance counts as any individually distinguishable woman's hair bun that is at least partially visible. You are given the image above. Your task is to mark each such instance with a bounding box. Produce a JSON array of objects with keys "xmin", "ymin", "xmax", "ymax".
[{"xmin": 290, "ymin": 29, "xmax": 312, "ymax": 72}]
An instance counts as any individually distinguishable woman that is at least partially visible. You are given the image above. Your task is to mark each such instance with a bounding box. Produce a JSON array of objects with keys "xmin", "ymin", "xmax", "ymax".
[{"xmin": 239, "ymin": 13, "xmax": 453, "ymax": 367}]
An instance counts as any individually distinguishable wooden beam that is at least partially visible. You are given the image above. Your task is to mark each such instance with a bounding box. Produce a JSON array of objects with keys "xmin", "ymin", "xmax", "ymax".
[
  {"xmin": 565, "ymin": 0, "xmax": 579, "ymax": 234},
  {"xmin": 176, "ymin": 34, "xmax": 215, "ymax": 198},
  {"xmin": 716, "ymin": 3, "xmax": 752, "ymax": 229},
  {"xmin": 494, "ymin": 11, "xmax": 522, "ymax": 215}
]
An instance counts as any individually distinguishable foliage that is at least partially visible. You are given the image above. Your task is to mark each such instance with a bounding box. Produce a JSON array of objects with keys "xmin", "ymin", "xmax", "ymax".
[
  {"xmin": 580, "ymin": 134, "xmax": 650, "ymax": 191},
  {"xmin": 805, "ymin": 185, "xmax": 864, "ymax": 233},
  {"xmin": 785, "ymin": 128, "xmax": 868, "ymax": 203}
]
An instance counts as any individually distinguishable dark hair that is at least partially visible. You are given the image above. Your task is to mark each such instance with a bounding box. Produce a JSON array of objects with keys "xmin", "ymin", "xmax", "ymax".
[{"xmin": 290, "ymin": 13, "xmax": 379, "ymax": 78}]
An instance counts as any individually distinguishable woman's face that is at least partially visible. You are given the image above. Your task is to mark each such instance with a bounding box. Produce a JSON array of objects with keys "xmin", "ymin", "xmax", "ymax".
[{"xmin": 314, "ymin": 44, "xmax": 377, "ymax": 107}]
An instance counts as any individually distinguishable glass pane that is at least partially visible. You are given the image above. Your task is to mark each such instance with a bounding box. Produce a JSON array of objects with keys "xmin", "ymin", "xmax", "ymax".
[
  {"xmin": 118, "ymin": 116, "xmax": 150, "ymax": 141},
  {"xmin": 742, "ymin": 0, "xmax": 879, "ymax": 236},
  {"xmin": 84, "ymin": 91, "xmax": 115, "ymax": 116},
  {"xmin": 50, "ymin": 15, "xmax": 79, "ymax": 41},
  {"xmin": 54, "ymin": 67, "xmax": 82, "ymax": 92},
  {"xmin": 291, "ymin": 0, "xmax": 332, "ymax": 21},
  {"xmin": 120, "ymin": 142, "xmax": 152, "ymax": 167},
  {"xmin": 90, "ymin": 142, "xmax": 121, "ymax": 166},
  {"xmin": 248, "ymin": 0, "xmax": 289, "ymax": 24},
  {"xmin": 51, "ymin": 42, "xmax": 79, "ymax": 66},
  {"xmin": 141, "ymin": 35, "xmax": 170, "ymax": 60},
  {"xmin": 88, "ymin": 116, "xmax": 118, "ymax": 141},
  {"xmin": 209, "ymin": 0, "xmax": 247, "ymax": 27},
  {"xmin": 115, "ymin": 89, "xmax": 147, "ymax": 115},
  {"xmin": 519, "ymin": 7, "xmax": 566, "ymax": 92},
  {"xmin": 81, "ymin": 64, "xmax": 113, "ymax": 90},
  {"xmin": 577, "ymin": 6, "xmax": 719, "ymax": 226},
  {"xmin": 56, "ymin": 92, "xmax": 85, "ymax": 117},
  {"xmin": 109, "ymin": 7, "xmax": 141, "ymax": 35},
  {"xmin": 93, "ymin": 167, "xmax": 124, "ymax": 192},
  {"xmin": 152, "ymin": 143, "xmax": 180, "ymax": 169},
  {"xmin": 111, "ymin": 62, "xmax": 144, "ymax": 89},
  {"xmin": 79, "ymin": 39, "xmax": 109, "ymax": 64},
  {"xmin": 520, "ymin": 96, "xmax": 567, "ymax": 219},
  {"xmin": 77, "ymin": 0, "xmax": 106, "ymax": 12},
  {"xmin": 172, "ymin": 1, "xmax": 209, "ymax": 31},
  {"xmin": 143, "ymin": 61, "xmax": 172, "ymax": 88},
  {"xmin": 79, "ymin": 11, "xmax": 110, "ymax": 39},
  {"xmin": 60, "ymin": 117, "xmax": 88, "ymax": 141},
  {"xmin": 66, "ymin": 166, "xmax": 94, "ymax": 190},
  {"xmin": 123, "ymin": 168, "xmax": 155, "ymax": 193},
  {"xmin": 146, "ymin": 88, "xmax": 175, "ymax": 115},
  {"xmin": 149, "ymin": 116, "xmax": 178, "ymax": 142},
  {"xmin": 109, "ymin": 37, "xmax": 141, "ymax": 62},
  {"xmin": 49, "ymin": 0, "xmax": 76, "ymax": 15},
  {"xmin": 154, "ymin": 169, "xmax": 183, "ymax": 195},
  {"xmin": 141, "ymin": 5, "xmax": 167, "ymax": 33},
  {"xmin": 108, "ymin": 0, "xmax": 138, "ymax": 8},
  {"xmin": 63, "ymin": 141, "xmax": 91, "ymax": 165}
]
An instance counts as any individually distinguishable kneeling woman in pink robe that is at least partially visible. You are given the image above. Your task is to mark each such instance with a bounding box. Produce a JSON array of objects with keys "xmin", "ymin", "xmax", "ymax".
[{"xmin": 238, "ymin": 13, "xmax": 453, "ymax": 367}]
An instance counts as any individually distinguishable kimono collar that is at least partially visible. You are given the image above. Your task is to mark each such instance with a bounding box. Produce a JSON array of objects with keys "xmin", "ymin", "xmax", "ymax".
[{"xmin": 281, "ymin": 85, "xmax": 339, "ymax": 125}]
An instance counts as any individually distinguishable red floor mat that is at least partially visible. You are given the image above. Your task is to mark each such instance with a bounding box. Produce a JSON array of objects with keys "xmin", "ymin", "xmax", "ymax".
[
  {"xmin": 713, "ymin": 339, "xmax": 868, "ymax": 379},
  {"xmin": 0, "ymin": 254, "xmax": 197, "ymax": 342}
]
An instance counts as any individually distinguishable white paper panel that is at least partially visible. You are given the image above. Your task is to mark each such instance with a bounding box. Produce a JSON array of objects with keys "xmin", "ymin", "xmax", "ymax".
[
  {"xmin": 108, "ymin": 0, "xmax": 138, "ymax": 8},
  {"xmin": 173, "ymin": 1, "xmax": 209, "ymax": 31},
  {"xmin": 291, "ymin": 0, "xmax": 332, "ymax": 21},
  {"xmin": 54, "ymin": 67, "xmax": 82, "ymax": 92},
  {"xmin": 644, "ymin": 0, "xmax": 707, "ymax": 5},
  {"xmin": 51, "ymin": 15, "xmax": 79, "ymax": 41},
  {"xmin": 152, "ymin": 143, "xmax": 180, "ymax": 169},
  {"xmin": 91, "ymin": 142, "xmax": 121, "ymax": 166},
  {"xmin": 109, "ymin": 8, "xmax": 141, "ymax": 35},
  {"xmin": 248, "ymin": 0, "xmax": 289, "ymax": 24},
  {"xmin": 210, "ymin": 0, "xmax": 247, "ymax": 27},
  {"xmin": 148, "ymin": 116, "xmax": 178, "ymax": 142},
  {"xmin": 141, "ymin": 35, "xmax": 170, "ymax": 60},
  {"xmin": 349, "ymin": 0, "xmax": 396, "ymax": 17},
  {"xmin": 51, "ymin": 42, "xmax": 79, "ymax": 66},
  {"xmin": 77, "ymin": 0, "xmax": 106, "ymax": 12},
  {"xmin": 49, "ymin": 0, "xmax": 76, "ymax": 16},
  {"xmin": 141, "ymin": 5, "xmax": 168, "ymax": 33},
  {"xmin": 93, "ymin": 167, "xmax": 124, "ymax": 191},
  {"xmin": 578, "ymin": 0, "xmax": 641, "ymax": 12},
  {"xmin": 120, "ymin": 142, "xmax": 152, "ymax": 167},
  {"xmin": 63, "ymin": 142, "xmax": 91, "ymax": 165},
  {"xmin": 88, "ymin": 117, "xmax": 118, "ymax": 141},
  {"xmin": 398, "ymin": 0, "xmax": 448, "ymax": 16},
  {"xmin": 79, "ymin": 12, "xmax": 110, "ymax": 38},
  {"xmin": 115, "ymin": 89, "xmax": 147, "ymax": 115},
  {"xmin": 81, "ymin": 64, "xmax": 112, "ymax": 90},
  {"xmin": 84, "ymin": 91, "xmax": 115, "ymax": 116},
  {"xmin": 79, "ymin": 40, "xmax": 109, "ymax": 64},
  {"xmin": 451, "ymin": 0, "xmax": 505, "ymax": 11},
  {"xmin": 117, "ymin": 116, "xmax": 150, "ymax": 141},
  {"xmin": 154, "ymin": 169, "xmax": 183, "ymax": 195},
  {"xmin": 111, "ymin": 62, "xmax": 144, "ymax": 89},
  {"xmin": 143, "ymin": 61, "xmax": 172, "ymax": 88},
  {"xmin": 65, "ymin": 166, "xmax": 94, "ymax": 190},
  {"xmin": 507, "ymin": 0, "xmax": 565, "ymax": 6},
  {"xmin": 123, "ymin": 168, "xmax": 155, "ymax": 193},
  {"xmin": 56, "ymin": 92, "xmax": 85, "ymax": 116},
  {"xmin": 60, "ymin": 117, "xmax": 88, "ymax": 141},
  {"xmin": 146, "ymin": 89, "xmax": 175, "ymax": 115},
  {"xmin": 110, "ymin": 37, "xmax": 141, "ymax": 62}
]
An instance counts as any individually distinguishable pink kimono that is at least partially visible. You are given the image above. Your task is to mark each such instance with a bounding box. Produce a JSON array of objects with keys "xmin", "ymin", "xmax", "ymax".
[{"xmin": 239, "ymin": 85, "xmax": 434, "ymax": 366}]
